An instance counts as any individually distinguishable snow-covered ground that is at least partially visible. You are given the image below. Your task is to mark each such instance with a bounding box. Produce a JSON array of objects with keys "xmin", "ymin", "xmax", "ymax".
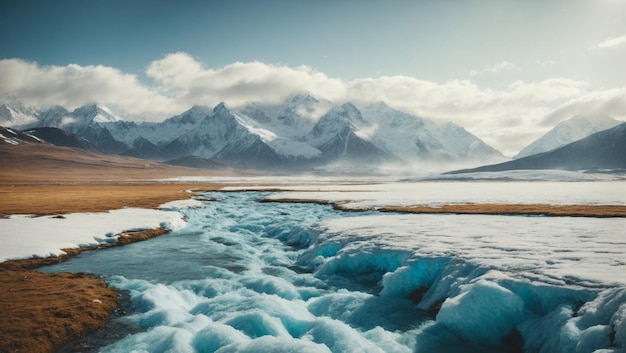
[
  {"xmin": 258, "ymin": 180, "xmax": 626, "ymax": 209},
  {"xmin": 0, "ymin": 205, "xmax": 188, "ymax": 262}
]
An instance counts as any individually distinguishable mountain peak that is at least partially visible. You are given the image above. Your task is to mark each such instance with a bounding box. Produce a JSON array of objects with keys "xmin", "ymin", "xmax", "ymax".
[
  {"xmin": 286, "ymin": 92, "xmax": 319, "ymax": 106},
  {"xmin": 307, "ymin": 104, "xmax": 364, "ymax": 141},
  {"xmin": 71, "ymin": 104, "xmax": 120, "ymax": 123},
  {"xmin": 337, "ymin": 103, "xmax": 366, "ymax": 124},
  {"xmin": 166, "ymin": 105, "xmax": 211, "ymax": 126},
  {"xmin": 213, "ymin": 102, "xmax": 232, "ymax": 114}
]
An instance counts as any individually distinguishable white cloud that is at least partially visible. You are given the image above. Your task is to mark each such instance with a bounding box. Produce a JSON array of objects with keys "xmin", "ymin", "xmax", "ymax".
[
  {"xmin": 0, "ymin": 58, "xmax": 180, "ymax": 120},
  {"xmin": 0, "ymin": 53, "xmax": 624, "ymax": 156},
  {"xmin": 342, "ymin": 75, "xmax": 590, "ymax": 155},
  {"xmin": 597, "ymin": 34, "xmax": 626, "ymax": 49},
  {"xmin": 146, "ymin": 52, "xmax": 346, "ymax": 107},
  {"xmin": 540, "ymin": 86, "xmax": 626, "ymax": 126},
  {"xmin": 469, "ymin": 61, "xmax": 521, "ymax": 76}
]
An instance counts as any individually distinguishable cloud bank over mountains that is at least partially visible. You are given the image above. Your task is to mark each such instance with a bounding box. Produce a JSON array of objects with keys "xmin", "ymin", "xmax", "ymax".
[{"xmin": 1, "ymin": 52, "xmax": 625, "ymax": 155}]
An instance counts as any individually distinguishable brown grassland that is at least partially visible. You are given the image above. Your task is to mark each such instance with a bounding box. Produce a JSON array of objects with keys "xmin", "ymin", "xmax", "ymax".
[{"xmin": 378, "ymin": 203, "xmax": 626, "ymax": 217}]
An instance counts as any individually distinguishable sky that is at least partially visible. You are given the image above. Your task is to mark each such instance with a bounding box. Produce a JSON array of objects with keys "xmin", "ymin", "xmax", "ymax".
[{"xmin": 1, "ymin": 0, "xmax": 625, "ymax": 156}]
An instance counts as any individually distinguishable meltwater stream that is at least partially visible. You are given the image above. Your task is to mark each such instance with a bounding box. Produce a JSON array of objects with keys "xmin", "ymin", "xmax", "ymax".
[{"xmin": 42, "ymin": 191, "xmax": 626, "ymax": 353}]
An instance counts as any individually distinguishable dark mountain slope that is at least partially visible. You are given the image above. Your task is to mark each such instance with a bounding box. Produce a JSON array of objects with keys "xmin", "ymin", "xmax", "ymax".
[
  {"xmin": 23, "ymin": 127, "xmax": 101, "ymax": 152},
  {"xmin": 447, "ymin": 122, "xmax": 626, "ymax": 174}
]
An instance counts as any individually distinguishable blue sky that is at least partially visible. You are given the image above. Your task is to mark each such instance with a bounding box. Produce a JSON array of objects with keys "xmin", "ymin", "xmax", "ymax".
[{"xmin": 1, "ymin": 0, "xmax": 626, "ymax": 154}]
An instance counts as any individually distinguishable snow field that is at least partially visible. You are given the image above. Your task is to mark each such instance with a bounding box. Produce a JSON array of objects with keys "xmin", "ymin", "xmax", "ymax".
[
  {"xmin": 0, "ymin": 207, "xmax": 187, "ymax": 261},
  {"xmin": 261, "ymin": 180, "xmax": 626, "ymax": 208}
]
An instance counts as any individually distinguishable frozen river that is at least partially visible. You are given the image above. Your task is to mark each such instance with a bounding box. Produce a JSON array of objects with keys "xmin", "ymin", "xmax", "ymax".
[{"xmin": 42, "ymin": 182, "xmax": 626, "ymax": 353}]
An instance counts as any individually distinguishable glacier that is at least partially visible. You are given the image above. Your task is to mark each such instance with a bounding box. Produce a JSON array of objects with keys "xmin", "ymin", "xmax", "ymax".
[{"xmin": 38, "ymin": 187, "xmax": 626, "ymax": 353}]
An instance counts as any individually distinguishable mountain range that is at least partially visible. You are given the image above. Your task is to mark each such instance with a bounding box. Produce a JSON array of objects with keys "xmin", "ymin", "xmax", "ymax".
[
  {"xmin": 3, "ymin": 94, "xmax": 624, "ymax": 173},
  {"xmin": 0, "ymin": 95, "xmax": 506, "ymax": 171}
]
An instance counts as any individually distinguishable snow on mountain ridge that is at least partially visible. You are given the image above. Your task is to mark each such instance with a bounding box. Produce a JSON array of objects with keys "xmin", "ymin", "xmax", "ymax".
[
  {"xmin": 516, "ymin": 114, "xmax": 621, "ymax": 158},
  {"xmin": 238, "ymin": 93, "xmax": 333, "ymax": 139},
  {"xmin": 0, "ymin": 102, "xmax": 40, "ymax": 128},
  {"xmin": 71, "ymin": 104, "xmax": 121, "ymax": 124},
  {"xmin": 359, "ymin": 102, "xmax": 504, "ymax": 163},
  {"xmin": 306, "ymin": 103, "xmax": 363, "ymax": 144}
]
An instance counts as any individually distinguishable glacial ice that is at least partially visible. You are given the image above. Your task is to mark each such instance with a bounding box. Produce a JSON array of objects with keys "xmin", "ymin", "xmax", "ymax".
[
  {"xmin": 436, "ymin": 280, "xmax": 525, "ymax": 344},
  {"xmin": 38, "ymin": 188, "xmax": 626, "ymax": 353}
]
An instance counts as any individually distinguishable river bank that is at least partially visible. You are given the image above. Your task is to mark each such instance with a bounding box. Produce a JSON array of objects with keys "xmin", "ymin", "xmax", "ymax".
[{"xmin": 0, "ymin": 182, "xmax": 228, "ymax": 353}]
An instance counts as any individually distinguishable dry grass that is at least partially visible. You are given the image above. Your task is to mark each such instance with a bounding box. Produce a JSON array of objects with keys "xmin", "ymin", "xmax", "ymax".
[
  {"xmin": 378, "ymin": 203, "xmax": 626, "ymax": 218},
  {"xmin": 0, "ymin": 228, "xmax": 177, "ymax": 353},
  {"xmin": 0, "ymin": 183, "xmax": 225, "ymax": 217},
  {"xmin": 0, "ymin": 140, "xmax": 248, "ymax": 216},
  {"xmin": 265, "ymin": 198, "xmax": 626, "ymax": 218},
  {"xmin": 0, "ymin": 142, "xmax": 244, "ymax": 184},
  {"xmin": 0, "ymin": 270, "xmax": 118, "ymax": 353}
]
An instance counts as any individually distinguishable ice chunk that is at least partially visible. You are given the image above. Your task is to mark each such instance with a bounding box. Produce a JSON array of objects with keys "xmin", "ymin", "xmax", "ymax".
[
  {"xmin": 576, "ymin": 325, "xmax": 612, "ymax": 352},
  {"xmin": 380, "ymin": 258, "xmax": 450, "ymax": 298},
  {"xmin": 437, "ymin": 280, "xmax": 524, "ymax": 345}
]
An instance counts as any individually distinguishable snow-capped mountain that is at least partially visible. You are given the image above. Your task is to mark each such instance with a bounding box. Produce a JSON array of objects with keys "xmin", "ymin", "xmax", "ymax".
[
  {"xmin": 38, "ymin": 105, "xmax": 71, "ymax": 127},
  {"xmin": 360, "ymin": 102, "xmax": 505, "ymax": 163},
  {"xmin": 449, "ymin": 121, "xmax": 626, "ymax": 174},
  {"xmin": 515, "ymin": 114, "xmax": 621, "ymax": 158},
  {"xmin": 239, "ymin": 93, "xmax": 332, "ymax": 138},
  {"xmin": 1, "ymin": 96, "xmax": 505, "ymax": 171},
  {"xmin": 306, "ymin": 103, "xmax": 393, "ymax": 163},
  {"xmin": 0, "ymin": 102, "xmax": 40, "ymax": 128}
]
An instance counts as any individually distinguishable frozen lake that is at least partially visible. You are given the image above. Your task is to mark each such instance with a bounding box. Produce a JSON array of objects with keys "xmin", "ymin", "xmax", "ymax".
[{"xmin": 41, "ymin": 181, "xmax": 626, "ymax": 353}]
